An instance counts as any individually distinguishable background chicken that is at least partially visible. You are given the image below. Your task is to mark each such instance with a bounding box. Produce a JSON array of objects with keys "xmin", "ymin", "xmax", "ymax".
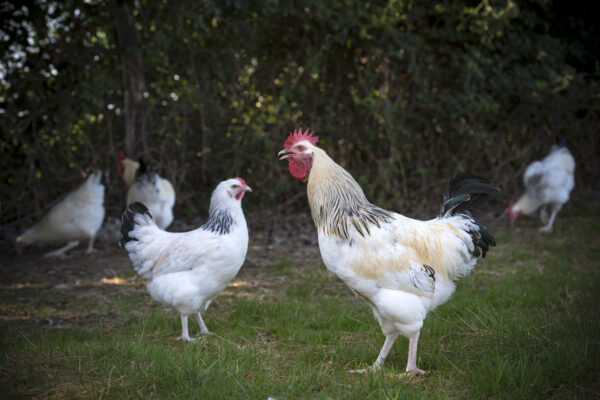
[
  {"xmin": 279, "ymin": 129, "xmax": 502, "ymax": 374},
  {"xmin": 508, "ymin": 139, "xmax": 575, "ymax": 233},
  {"xmin": 120, "ymin": 177, "xmax": 251, "ymax": 341},
  {"xmin": 16, "ymin": 171, "xmax": 105, "ymax": 257},
  {"xmin": 117, "ymin": 153, "xmax": 176, "ymax": 229}
]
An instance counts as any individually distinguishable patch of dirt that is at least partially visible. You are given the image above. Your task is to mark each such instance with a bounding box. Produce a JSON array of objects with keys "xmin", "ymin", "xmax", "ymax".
[{"xmin": 0, "ymin": 212, "xmax": 323, "ymax": 332}]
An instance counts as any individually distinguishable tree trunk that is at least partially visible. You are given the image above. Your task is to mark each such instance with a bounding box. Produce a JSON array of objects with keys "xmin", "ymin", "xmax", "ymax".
[{"xmin": 112, "ymin": 0, "xmax": 148, "ymax": 158}]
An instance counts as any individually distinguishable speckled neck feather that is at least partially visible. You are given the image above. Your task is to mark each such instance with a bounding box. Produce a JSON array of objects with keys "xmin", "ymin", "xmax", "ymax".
[
  {"xmin": 307, "ymin": 148, "xmax": 392, "ymax": 240},
  {"xmin": 201, "ymin": 205, "xmax": 234, "ymax": 235}
]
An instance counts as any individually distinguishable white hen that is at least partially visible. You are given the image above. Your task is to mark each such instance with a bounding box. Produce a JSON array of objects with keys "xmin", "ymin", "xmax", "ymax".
[
  {"xmin": 120, "ymin": 177, "xmax": 251, "ymax": 341},
  {"xmin": 118, "ymin": 155, "xmax": 176, "ymax": 230},
  {"xmin": 508, "ymin": 140, "xmax": 575, "ymax": 233},
  {"xmin": 16, "ymin": 171, "xmax": 105, "ymax": 257}
]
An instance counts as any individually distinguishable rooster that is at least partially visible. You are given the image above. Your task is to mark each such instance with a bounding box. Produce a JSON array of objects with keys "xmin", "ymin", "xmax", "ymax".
[
  {"xmin": 16, "ymin": 171, "xmax": 105, "ymax": 257},
  {"xmin": 120, "ymin": 177, "xmax": 252, "ymax": 341},
  {"xmin": 117, "ymin": 153, "xmax": 176, "ymax": 229},
  {"xmin": 278, "ymin": 129, "xmax": 501, "ymax": 374},
  {"xmin": 508, "ymin": 139, "xmax": 575, "ymax": 233}
]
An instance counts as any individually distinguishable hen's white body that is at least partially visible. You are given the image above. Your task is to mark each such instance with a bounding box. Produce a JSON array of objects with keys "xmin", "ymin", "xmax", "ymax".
[
  {"xmin": 127, "ymin": 173, "xmax": 175, "ymax": 230},
  {"xmin": 513, "ymin": 145, "xmax": 575, "ymax": 232},
  {"xmin": 121, "ymin": 178, "xmax": 250, "ymax": 340},
  {"xmin": 17, "ymin": 171, "xmax": 105, "ymax": 256}
]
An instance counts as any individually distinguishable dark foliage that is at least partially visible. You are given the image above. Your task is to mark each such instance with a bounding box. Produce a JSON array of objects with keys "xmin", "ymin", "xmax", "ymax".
[{"xmin": 1, "ymin": 0, "xmax": 598, "ymax": 226}]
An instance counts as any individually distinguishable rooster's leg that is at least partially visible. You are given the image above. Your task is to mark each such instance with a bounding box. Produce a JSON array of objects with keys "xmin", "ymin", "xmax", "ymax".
[
  {"xmin": 179, "ymin": 315, "xmax": 196, "ymax": 342},
  {"xmin": 86, "ymin": 236, "xmax": 97, "ymax": 253},
  {"xmin": 348, "ymin": 333, "xmax": 398, "ymax": 373},
  {"xmin": 44, "ymin": 241, "xmax": 79, "ymax": 258},
  {"xmin": 196, "ymin": 312, "xmax": 212, "ymax": 335},
  {"xmin": 406, "ymin": 330, "xmax": 426, "ymax": 375},
  {"xmin": 371, "ymin": 333, "xmax": 399, "ymax": 370}
]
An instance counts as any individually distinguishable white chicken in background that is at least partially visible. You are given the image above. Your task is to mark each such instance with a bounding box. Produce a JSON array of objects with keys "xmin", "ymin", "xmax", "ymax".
[
  {"xmin": 279, "ymin": 129, "xmax": 502, "ymax": 374},
  {"xmin": 117, "ymin": 153, "xmax": 176, "ymax": 230},
  {"xmin": 16, "ymin": 171, "xmax": 105, "ymax": 257},
  {"xmin": 508, "ymin": 139, "xmax": 575, "ymax": 233},
  {"xmin": 120, "ymin": 177, "xmax": 252, "ymax": 341}
]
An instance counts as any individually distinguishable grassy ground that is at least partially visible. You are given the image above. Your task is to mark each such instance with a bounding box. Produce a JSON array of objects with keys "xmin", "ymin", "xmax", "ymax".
[{"xmin": 0, "ymin": 207, "xmax": 599, "ymax": 399}]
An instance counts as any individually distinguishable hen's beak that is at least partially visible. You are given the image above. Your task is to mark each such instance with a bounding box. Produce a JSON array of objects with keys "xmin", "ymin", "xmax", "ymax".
[
  {"xmin": 244, "ymin": 185, "xmax": 252, "ymax": 192},
  {"xmin": 278, "ymin": 148, "xmax": 292, "ymax": 160}
]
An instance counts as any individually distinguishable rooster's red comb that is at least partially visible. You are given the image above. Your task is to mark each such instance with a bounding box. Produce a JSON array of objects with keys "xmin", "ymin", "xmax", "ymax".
[{"xmin": 284, "ymin": 128, "xmax": 319, "ymax": 148}]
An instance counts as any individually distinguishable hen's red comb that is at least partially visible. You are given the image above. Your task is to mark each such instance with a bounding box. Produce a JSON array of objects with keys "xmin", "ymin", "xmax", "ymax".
[
  {"xmin": 235, "ymin": 177, "xmax": 247, "ymax": 186},
  {"xmin": 284, "ymin": 128, "xmax": 319, "ymax": 148}
]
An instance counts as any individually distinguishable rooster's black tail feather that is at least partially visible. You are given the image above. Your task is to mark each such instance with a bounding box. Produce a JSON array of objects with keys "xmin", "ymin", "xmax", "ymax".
[{"xmin": 440, "ymin": 173, "xmax": 502, "ymax": 258}]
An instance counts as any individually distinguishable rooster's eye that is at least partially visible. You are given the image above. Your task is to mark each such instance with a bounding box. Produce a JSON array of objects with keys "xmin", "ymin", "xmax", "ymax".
[{"xmin": 296, "ymin": 146, "xmax": 305, "ymax": 151}]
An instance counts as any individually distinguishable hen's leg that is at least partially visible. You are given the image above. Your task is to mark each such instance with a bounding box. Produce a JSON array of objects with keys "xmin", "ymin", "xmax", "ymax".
[
  {"xmin": 406, "ymin": 330, "xmax": 426, "ymax": 375},
  {"xmin": 44, "ymin": 241, "xmax": 79, "ymax": 258},
  {"xmin": 349, "ymin": 333, "xmax": 398, "ymax": 373},
  {"xmin": 179, "ymin": 315, "xmax": 196, "ymax": 342},
  {"xmin": 86, "ymin": 236, "xmax": 97, "ymax": 253},
  {"xmin": 196, "ymin": 312, "xmax": 212, "ymax": 335},
  {"xmin": 539, "ymin": 205, "xmax": 549, "ymax": 225},
  {"xmin": 539, "ymin": 203, "xmax": 562, "ymax": 233}
]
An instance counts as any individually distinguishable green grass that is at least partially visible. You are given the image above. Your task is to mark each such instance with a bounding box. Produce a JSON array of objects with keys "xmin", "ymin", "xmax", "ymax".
[{"xmin": 1, "ymin": 208, "xmax": 599, "ymax": 399}]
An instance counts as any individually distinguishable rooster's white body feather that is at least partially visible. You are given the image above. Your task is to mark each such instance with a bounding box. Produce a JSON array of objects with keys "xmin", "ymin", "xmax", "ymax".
[{"xmin": 318, "ymin": 214, "xmax": 480, "ymax": 336}]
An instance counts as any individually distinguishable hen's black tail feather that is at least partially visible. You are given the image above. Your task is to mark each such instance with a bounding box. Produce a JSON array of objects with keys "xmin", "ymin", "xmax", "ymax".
[
  {"xmin": 440, "ymin": 173, "xmax": 503, "ymax": 258},
  {"xmin": 120, "ymin": 202, "xmax": 153, "ymax": 248}
]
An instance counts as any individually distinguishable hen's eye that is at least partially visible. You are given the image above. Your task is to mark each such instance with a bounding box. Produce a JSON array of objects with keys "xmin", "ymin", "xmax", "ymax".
[
  {"xmin": 232, "ymin": 185, "xmax": 239, "ymax": 189},
  {"xmin": 296, "ymin": 146, "xmax": 305, "ymax": 151}
]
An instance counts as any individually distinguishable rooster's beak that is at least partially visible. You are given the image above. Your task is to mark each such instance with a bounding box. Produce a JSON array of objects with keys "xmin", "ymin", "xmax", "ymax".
[{"xmin": 278, "ymin": 149, "xmax": 292, "ymax": 160}]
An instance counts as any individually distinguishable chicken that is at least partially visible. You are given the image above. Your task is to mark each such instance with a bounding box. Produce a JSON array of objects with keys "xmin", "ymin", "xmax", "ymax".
[
  {"xmin": 120, "ymin": 177, "xmax": 252, "ymax": 341},
  {"xmin": 117, "ymin": 152, "xmax": 139, "ymax": 186},
  {"xmin": 117, "ymin": 154, "xmax": 176, "ymax": 229},
  {"xmin": 508, "ymin": 139, "xmax": 575, "ymax": 233},
  {"xmin": 278, "ymin": 129, "xmax": 502, "ymax": 374},
  {"xmin": 16, "ymin": 171, "xmax": 105, "ymax": 257}
]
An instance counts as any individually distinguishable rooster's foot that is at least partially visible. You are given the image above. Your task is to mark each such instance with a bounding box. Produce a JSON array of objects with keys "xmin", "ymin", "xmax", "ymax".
[
  {"xmin": 405, "ymin": 366, "xmax": 427, "ymax": 376},
  {"xmin": 348, "ymin": 363, "xmax": 381, "ymax": 374}
]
